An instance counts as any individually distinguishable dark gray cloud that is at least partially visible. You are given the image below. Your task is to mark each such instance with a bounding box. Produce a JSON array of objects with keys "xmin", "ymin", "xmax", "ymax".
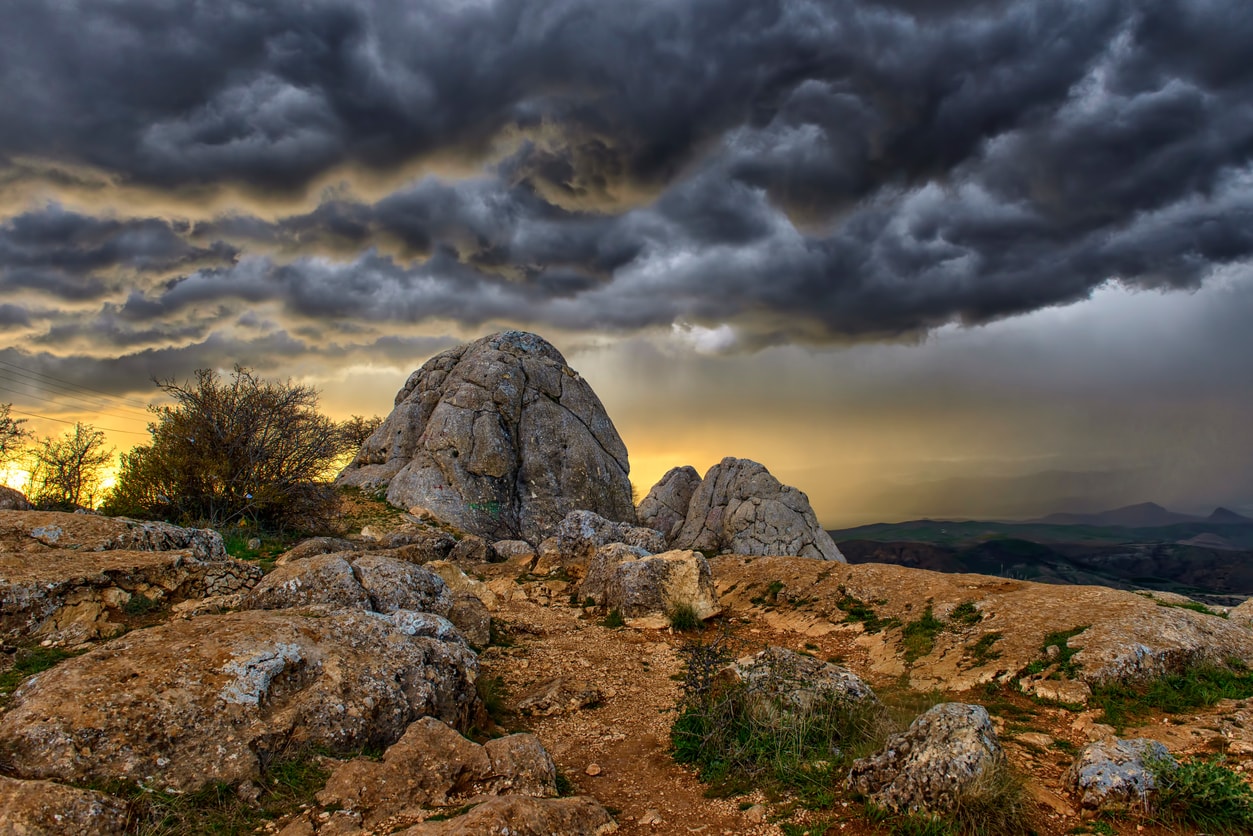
[{"xmin": 0, "ymin": 0, "xmax": 1251, "ymax": 352}]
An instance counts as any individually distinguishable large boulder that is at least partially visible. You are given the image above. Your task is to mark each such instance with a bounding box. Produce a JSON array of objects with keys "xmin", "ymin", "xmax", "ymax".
[
  {"xmin": 317, "ymin": 716, "xmax": 557, "ymax": 827},
  {"xmin": 579, "ymin": 546, "xmax": 720, "ymax": 628},
  {"xmin": 637, "ymin": 466, "xmax": 702, "ymax": 542},
  {"xmin": 670, "ymin": 458, "xmax": 844, "ymax": 561},
  {"xmin": 337, "ymin": 331, "xmax": 636, "ymax": 543},
  {"xmin": 1066, "ymin": 738, "xmax": 1174, "ymax": 811},
  {"xmin": 847, "ymin": 703, "xmax": 1003, "ymax": 814},
  {"xmin": 0, "ymin": 608, "xmax": 480, "ymax": 791}
]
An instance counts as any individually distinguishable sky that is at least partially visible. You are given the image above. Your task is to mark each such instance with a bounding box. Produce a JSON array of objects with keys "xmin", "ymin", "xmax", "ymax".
[{"xmin": 1, "ymin": 0, "xmax": 1251, "ymax": 526}]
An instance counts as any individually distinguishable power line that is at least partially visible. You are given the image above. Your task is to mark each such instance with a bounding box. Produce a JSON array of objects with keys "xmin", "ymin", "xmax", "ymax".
[
  {"xmin": 0, "ymin": 357, "xmax": 155, "ymax": 411},
  {"xmin": 6, "ymin": 406, "xmax": 150, "ymax": 436},
  {"xmin": 0, "ymin": 371, "xmax": 152, "ymax": 421}
]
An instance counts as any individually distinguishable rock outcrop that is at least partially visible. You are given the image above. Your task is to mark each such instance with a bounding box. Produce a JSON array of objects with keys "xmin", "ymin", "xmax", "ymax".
[
  {"xmin": 0, "ymin": 775, "xmax": 129, "ymax": 835},
  {"xmin": 0, "ymin": 608, "xmax": 481, "ymax": 791},
  {"xmin": 337, "ymin": 331, "xmax": 636, "ymax": 543},
  {"xmin": 317, "ymin": 716, "xmax": 557, "ymax": 827},
  {"xmin": 579, "ymin": 547, "xmax": 719, "ymax": 628},
  {"xmin": 0, "ymin": 485, "xmax": 32, "ymax": 511},
  {"xmin": 728, "ymin": 646, "xmax": 879, "ymax": 711},
  {"xmin": 0, "ymin": 510, "xmax": 260, "ymax": 643},
  {"xmin": 848, "ymin": 703, "xmax": 1004, "ymax": 814},
  {"xmin": 397, "ymin": 795, "xmax": 617, "ymax": 835},
  {"xmin": 1066, "ymin": 738, "xmax": 1174, "ymax": 811},
  {"xmin": 637, "ymin": 466, "xmax": 701, "ymax": 542},
  {"xmin": 555, "ymin": 510, "xmax": 666, "ymax": 574},
  {"xmin": 669, "ymin": 458, "xmax": 844, "ymax": 561}
]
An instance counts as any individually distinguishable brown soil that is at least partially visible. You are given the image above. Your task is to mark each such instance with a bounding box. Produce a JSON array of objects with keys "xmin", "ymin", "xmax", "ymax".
[{"xmin": 470, "ymin": 555, "xmax": 1253, "ymax": 836}]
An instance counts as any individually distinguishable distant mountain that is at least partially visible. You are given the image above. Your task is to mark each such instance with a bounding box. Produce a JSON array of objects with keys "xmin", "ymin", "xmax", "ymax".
[
  {"xmin": 1209, "ymin": 507, "xmax": 1253, "ymax": 525},
  {"xmin": 1033, "ymin": 502, "xmax": 1203, "ymax": 528}
]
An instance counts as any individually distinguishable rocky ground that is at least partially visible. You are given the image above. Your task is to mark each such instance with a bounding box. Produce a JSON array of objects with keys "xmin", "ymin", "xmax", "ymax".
[{"xmin": 3, "ymin": 503, "xmax": 1253, "ymax": 834}]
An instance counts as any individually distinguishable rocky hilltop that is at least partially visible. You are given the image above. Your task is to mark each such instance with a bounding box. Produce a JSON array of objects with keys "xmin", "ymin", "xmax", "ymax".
[
  {"xmin": 337, "ymin": 331, "xmax": 635, "ymax": 543},
  {"xmin": 2, "ymin": 331, "xmax": 1253, "ymax": 836}
]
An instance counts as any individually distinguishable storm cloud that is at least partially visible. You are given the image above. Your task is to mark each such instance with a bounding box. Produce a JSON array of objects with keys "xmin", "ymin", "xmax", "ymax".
[{"xmin": 1, "ymin": 0, "xmax": 1251, "ymax": 367}]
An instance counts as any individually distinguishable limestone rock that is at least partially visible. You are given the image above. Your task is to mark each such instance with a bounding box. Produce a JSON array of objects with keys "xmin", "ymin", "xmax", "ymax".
[
  {"xmin": 0, "ymin": 775, "xmax": 128, "ymax": 835},
  {"xmin": 637, "ymin": 466, "xmax": 701, "ymax": 543},
  {"xmin": 448, "ymin": 593, "xmax": 491, "ymax": 648},
  {"xmin": 1230, "ymin": 596, "xmax": 1253, "ymax": 629},
  {"xmin": 0, "ymin": 485, "xmax": 32, "ymax": 511},
  {"xmin": 555, "ymin": 510, "xmax": 666, "ymax": 573},
  {"xmin": 395, "ymin": 795, "xmax": 617, "ymax": 835},
  {"xmin": 352, "ymin": 553, "xmax": 454, "ymax": 615},
  {"xmin": 424, "ymin": 560, "xmax": 499, "ymax": 608},
  {"xmin": 579, "ymin": 547, "xmax": 720, "ymax": 628},
  {"xmin": 516, "ymin": 677, "xmax": 604, "ymax": 716},
  {"xmin": 449, "ymin": 534, "xmax": 491, "ymax": 564},
  {"xmin": 493, "ymin": 539, "xmax": 537, "ymax": 564},
  {"xmin": 671, "ymin": 458, "xmax": 844, "ymax": 561},
  {"xmin": 276, "ymin": 536, "xmax": 359, "ymax": 565},
  {"xmin": 318, "ymin": 717, "xmax": 556, "ymax": 827},
  {"xmin": 0, "ymin": 608, "xmax": 480, "ymax": 791},
  {"xmin": 1066, "ymin": 738, "xmax": 1174, "ymax": 811},
  {"xmin": 1, "ymin": 512, "xmax": 261, "ymax": 643},
  {"xmin": 241, "ymin": 553, "xmax": 453, "ymax": 617},
  {"xmin": 336, "ymin": 331, "xmax": 635, "ymax": 543},
  {"xmin": 728, "ymin": 646, "xmax": 878, "ymax": 711},
  {"xmin": 241, "ymin": 553, "xmax": 372, "ymax": 611},
  {"xmin": 848, "ymin": 703, "xmax": 1003, "ymax": 814}
]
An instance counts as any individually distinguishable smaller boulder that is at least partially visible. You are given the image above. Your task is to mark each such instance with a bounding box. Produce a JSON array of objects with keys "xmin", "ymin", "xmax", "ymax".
[
  {"xmin": 241, "ymin": 554, "xmax": 372, "ymax": 611},
  {"xmin": 1066, "ymin": 738, "xmax": 1174, "ymax": 811},
  {"xmin": 397, "ymin": 795, "xmax": 617, "ymax": 835},
  {"xmin": 1230, "ymin": 597, "xmax": 1253, "ymax": 630},
  {"xmin": 317, "ymin": 716, "xmax": 557, "ymax": 827},
  {"xmin": 848, "ymin": 703, "xmax": 1003, "ymax": 814},
  {"xmin": 556, "ymin": 510, "xmax": 666, "ymax": 572},
  {"xmin": 353, "ymin": 553, "xmax": 455, "ymax": 615},
  {"xmin": 0, "ymin": 775, "xmax": 128, "ymax": 835},
  {"xmin": 493, "ymin": 540, "xmax": 537, "ymax": 565},
  {"xmin": 448, "ymin": 594, "xmax": 491, "ymax": 648},
  {"xmin": 579, "ymin": 547, "xmax": 719, "ymax": 628},
  {"xmin": 516, "ymin": 677, "xmax": 604, "ymax": 717},
  {"xmin": 450, "ymin": 535, "xmax": 492, "ymax": 564},
  {"xmin": 728, "ymin": 646, "xmax": 879, "ymax": 712},
  {"xmin": 275, "ymin": 537, "xmax": 358, "ymax": 566}
]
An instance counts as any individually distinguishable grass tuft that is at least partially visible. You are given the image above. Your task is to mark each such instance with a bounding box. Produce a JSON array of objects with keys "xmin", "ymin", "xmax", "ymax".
[
  {"xmin": 901, "ymin": 604, "xmax": 944, "ymax": 664},
  {"xmin": 668, "ymin": 602, "xmax": 705, "ymax": 632},
  {"xmin": 0, "ymin": 646, "xmax": 78, "ymax": 700},
  {"xmin": 1092, "ymin": 662, "xmax": 1253, "ymax": 730},
  {"xmin": 601, "ymin": 608, "xmax": 625, "ymax": 629},
  {"xmin": 1149, "ymin": 755, "xmax": 1253, "ymax": 834}
]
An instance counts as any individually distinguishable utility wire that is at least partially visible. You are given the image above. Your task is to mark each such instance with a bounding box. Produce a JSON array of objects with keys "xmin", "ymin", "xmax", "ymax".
[
  {"xmin": 0, "ymin": 357, "xmax": 155, "ymax": 411},
  {"xmin": 6, "ymin": 406, "xmax": 150, "ymax": 436},
  {"xmin": 0, "ymin": 372, "xmax": 152, "ymax": 422}
]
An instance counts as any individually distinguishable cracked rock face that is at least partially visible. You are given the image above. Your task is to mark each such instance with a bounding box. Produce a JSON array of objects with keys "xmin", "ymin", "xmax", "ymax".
[
  {"xmin": 847, "ymin": 703, "xmax": 1003, "ymax": 814},
  {"xmin": 337, "ymin": 331, "xmax": 635, "ymax": 543},
  {"xmin": 670, "ymin": 458, "xmax": 844, "ymax": 561},
  {"xmin": 0, "ymin": 608, "xmax": 480, "ymax": 791},
  {"xmin": 1066, "ymin": 738, "xmax": 1173, "ymax": 811},
  {"xmin": 637, "ymin": 466, "xmax": 701, "ymax": 542}
]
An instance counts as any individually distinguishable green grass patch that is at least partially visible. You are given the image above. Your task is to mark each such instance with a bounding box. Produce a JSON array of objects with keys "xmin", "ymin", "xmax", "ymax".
[
  {"xmin": 1091, "ymin": 662, "xmax": 1253, "ymax": 730},
  {"xmin": 834, "ymin": 586, "xmax": 898, "ymax": 634},
  {"xmin": 901, "ymin": 604, "xmax": 944, "ymax": 664},
  {"xmin": 1024, "ymin": 626, "xmax": 1087, "ymax": 678},
  {"xmin": 751, "ymin": 579, "xmax": 786, "ymax": 607},
  {"xmin": 601, "ymin": 609, "xmax": 625, "ymax": 629},
  {"xmin": 1156, "ymin": 599, "xmax": 1228, "ymax": 618},
  {"xmin": 477, "ymin": 675, "xmax": 508, "ymax": 723},
  {"xmin": 949, "ymin": 601, "xmax": 983, "ymax": 627},
  {"xmin": 123, "ymin": 749, "xmax": 330, "ymax": 835},
  {"xmin": 0, "ymin": 646, "xmax": 77, "ymax": 699},
  {"xmin": 1150, "ymin": 755, "xmax": 1253, "ymax": 834},
  {"xmin": 965, "ymin": 632, "xmax": 1003, "ymax": 666},
  {"xmin": 671, "ymin": 630, "xmax": 893, "ymax": 808},
  {"xmin": 123, "ymin": 591, "xmax": 159, "ymax": 616}
]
